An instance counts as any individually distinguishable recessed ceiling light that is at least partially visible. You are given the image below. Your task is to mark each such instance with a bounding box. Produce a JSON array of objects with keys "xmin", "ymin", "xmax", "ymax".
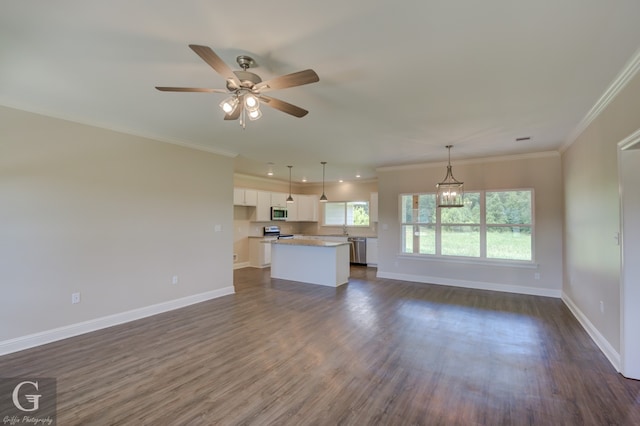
[
  {"xmin": 302, "ymin": 178, "xmax": 307, "ymax": 182},
  {"xmin": 356, "ymin": 174, "xmax": 361, "ymax": 178},
  {"xmin": 339, "ymin": 179, "xmax": 344, "ymax": 183}
]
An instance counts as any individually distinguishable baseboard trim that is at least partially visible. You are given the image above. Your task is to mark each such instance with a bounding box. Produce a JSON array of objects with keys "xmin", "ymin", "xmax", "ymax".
[
  {"xmin": 0, "ymin": 286, "xmax": 235, "ymax": 356},
  {"xmin": 561, "ymin": 292, "xmax": 621, "ymax": 372},
  {"xmin": 376, "ymin": 271, "xmax": 562, "ymax": 298},
  {"xmin": 233, "ymin": 261, "xmax": 250, "ymax": 270}
]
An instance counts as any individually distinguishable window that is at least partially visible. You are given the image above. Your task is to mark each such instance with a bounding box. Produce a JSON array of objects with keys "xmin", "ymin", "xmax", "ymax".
[
  {"xmin": 441, "ymin": 192, "xmax": 481, "ymax": 257},
  {"xmin": 400, "ymin": 190, "xmax": 533, "ymax": 261},
  {"xmin": 323, "ymin": 201, "xmax": 370, "ymax": 226},
  {"xmin": 485, "ymin": 190, "xmax": 532, "ymax": 260},
  {"xmin": 401, "ymin": 194, "xmax": 436, "ymax": 254}
]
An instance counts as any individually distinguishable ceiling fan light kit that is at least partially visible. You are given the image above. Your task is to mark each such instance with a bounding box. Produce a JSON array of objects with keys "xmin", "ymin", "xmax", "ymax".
[
  {"xmin": 248, "ymin": 108, "xmax": 262, "ymax": 121},
  {"xmin": 436, "ymin": 145, "xmax": 464, "ymax": 208},
  {"xmin": 156, "ymin": 45, "xmax": 319, "ymax": 129},
  {"xmin": 244, "ymin": 94, "xmax": 259, "ymax": 109},
  {"xmin": 219, "ymin": 96, "xmax": 238, "ymax": 114}
]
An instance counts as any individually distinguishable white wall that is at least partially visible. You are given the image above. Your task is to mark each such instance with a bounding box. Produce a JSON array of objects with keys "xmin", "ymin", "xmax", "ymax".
[
  {"xmin": 376, "ymin": 153, "xmax": 563, "ymax": 297},
  {"xmin": 562, "ymin": 70, "xmax": 640, "ymax": 359},
  {"xmin": 0, "ymin": 106, "xmax": 234, "ymax": 351}
]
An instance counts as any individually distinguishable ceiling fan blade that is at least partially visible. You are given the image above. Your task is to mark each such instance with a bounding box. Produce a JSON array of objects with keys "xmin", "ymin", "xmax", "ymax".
[
  {"xmin": 261, "ymin": 96, "xmax": 309, "ymax": 118},
  {"xmin": 155, "ymin": 87, "xmax": 227, "ymax": 93},
  {"xmin": 189, "ymin": 44, "xmax": 241, "ymax": 88},
  {"xmin": 255, "ymin": 69, "xmax": 319, "ymax": 92}
]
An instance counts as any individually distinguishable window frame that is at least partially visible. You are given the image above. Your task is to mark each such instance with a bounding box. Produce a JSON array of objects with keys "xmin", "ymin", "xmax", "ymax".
[
  {"xmin": 399, "ymin": 189, "xmax": 535, "ymax": 264},
  {"xmin": 322, "ymin": 200, "xmax": 371, "ymax": 227}
]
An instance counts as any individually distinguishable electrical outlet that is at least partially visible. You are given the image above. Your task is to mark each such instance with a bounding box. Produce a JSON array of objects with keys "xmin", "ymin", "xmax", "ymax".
[
  {"xmin": 71, "ymin": 292, "xmax": 81, "ymax": 304},
  {"xmin": 233, "ymin": 253, "xmax": 238, "ymax": 261},
  {"xmin": 534, "ymin": 273, "xmax": 540, "ymax": 280},
  {"xmin": 600, "ymin": 301, "xmax": 604, "ymax": 313},
  {"xmin": 172, "ymin": 275, "xmax": 179, "ymax": 285}
]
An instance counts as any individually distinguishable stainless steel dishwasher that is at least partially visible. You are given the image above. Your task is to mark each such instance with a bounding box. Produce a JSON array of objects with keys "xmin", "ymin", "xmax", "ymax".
[{"xmin": 348, "ymin": 237, "xmax": 367, "ymax": 265}]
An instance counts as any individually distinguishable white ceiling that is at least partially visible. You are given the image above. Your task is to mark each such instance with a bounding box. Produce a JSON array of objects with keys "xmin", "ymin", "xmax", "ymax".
[{"xmin": 2, "ymin": 1, "xmax": 640, "ymax": 183}]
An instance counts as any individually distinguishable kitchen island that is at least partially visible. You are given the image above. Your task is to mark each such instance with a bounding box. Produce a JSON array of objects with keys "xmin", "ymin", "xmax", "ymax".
[{"xmin": 270, "ymin": 239, "xmax": 350, "ymax": 287}]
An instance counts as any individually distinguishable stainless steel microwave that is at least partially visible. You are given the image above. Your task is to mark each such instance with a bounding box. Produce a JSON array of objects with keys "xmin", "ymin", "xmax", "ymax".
[{"xmin": 271, "ymin": 207, "xmax": 287, "ymax": 221}]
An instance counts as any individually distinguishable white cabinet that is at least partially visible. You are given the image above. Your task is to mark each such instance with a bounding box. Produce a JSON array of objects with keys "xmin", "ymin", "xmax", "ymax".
[
  {"xmin": 233, "ymin": 188, "xmax": 257, "ymax": 206},
  {"xmin": 298, "ymin": 195, "xmax": 318, "ymax": 222},
  {"xmin": 366, "ymin": 238, "xmax": 378, "ymax": 266},
  {"xmin": 286, "ymin": 198, "xmax": 299, "ymax": 222},
  {"xmin": 249, "ymin": 238, "xmax": 273, "ymax": 267},
  {"xmin": 243, "ymin": 190, "xmax": 317, "ymax": 222},
  {"xmin": 254, "ymin": 191, "xmax": 272, "ymax": 222},
  {"xmin": 370, "ymin": 192, "xmax": 378, "ymax": 222},
  {"xmin": 286, "ymin": 194, "xmax": 318, "ymax": 222},
  {"xmin": 271, "ymin": 192, "xmax": 288, "ymax": 207},
  {"xmin": 263, "ymin": 242, "xmax": 272, "ymax": 265},
  {"xmin": 233, "ymin": 188, "xmax": 243, "ymax": 205}
]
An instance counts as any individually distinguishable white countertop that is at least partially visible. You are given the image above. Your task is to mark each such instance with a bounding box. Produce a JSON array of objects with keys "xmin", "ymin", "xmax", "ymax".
[{"xmin": 271, "ymin": 239, "xmax": 350, "ymax": 247}]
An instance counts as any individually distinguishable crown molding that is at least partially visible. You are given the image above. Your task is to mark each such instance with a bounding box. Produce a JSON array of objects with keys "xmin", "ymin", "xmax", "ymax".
[
  {"xmin": 376, "ymin": 150, "xmax": 560, "ymax": 173},
  {"xmin": 233, "ymin": 172, "xmax": 286, "ymax": 185},
  {"xmin": 561, "ymin": 48, "xmax": 640, "ymax": 152},
  {"xmin": 234, "ymin": 172, "xmax": 377, "ymax": 186},
  {"xmin": 0, "ymin": 101, "xmax": 239, "ymax": 158},
  {"xmin": 618, "ymin": 128, "xmax": 640, "ymax": 151}
]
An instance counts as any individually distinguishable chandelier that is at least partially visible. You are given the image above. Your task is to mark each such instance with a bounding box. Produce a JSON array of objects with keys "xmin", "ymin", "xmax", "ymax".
[{"xmin": 436, "ymin": 145, "xmax": 464, "ymax": 208}]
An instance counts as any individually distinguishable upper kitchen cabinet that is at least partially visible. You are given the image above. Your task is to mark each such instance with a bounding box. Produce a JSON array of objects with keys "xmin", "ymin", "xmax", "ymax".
[
  {"xmin": 297, "ymin": 195, "xmax": 318, "ymax": 222},
  {"xmin": 286, "ymin": 194, "xmax": 318, "ymax": 222},
  {"xmin": 236, "ymin": 188, "xmax": 319, "ymax": 222},
  {"xmin": 286, "ymin": 198, "xmax": 298, "ymax": 222},
  {"xmin": 233, "ymin": 188, "xmax": 258, "ymax": 206},
  {"xmin": 270, "ymin": 192, "xmax": 288, "ymax": 208},
  {"xmin": 370, "ymin": 192, "xmax": 378, "ymax": 222},
  {"xmin": 254, "ymin": 191, "xmax": 272, "ymax": 222}
]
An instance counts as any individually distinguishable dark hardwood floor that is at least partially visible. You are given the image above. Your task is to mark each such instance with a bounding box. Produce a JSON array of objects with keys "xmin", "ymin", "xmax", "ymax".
[{"xmin": 2, "ymin": 266, "xmax": 639, "ymax": 425}]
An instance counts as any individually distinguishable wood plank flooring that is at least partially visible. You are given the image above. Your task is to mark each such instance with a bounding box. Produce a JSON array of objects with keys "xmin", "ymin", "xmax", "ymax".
[{"xmin": 2, "ymin": 266, "xmax": 640, "ymax": 425}]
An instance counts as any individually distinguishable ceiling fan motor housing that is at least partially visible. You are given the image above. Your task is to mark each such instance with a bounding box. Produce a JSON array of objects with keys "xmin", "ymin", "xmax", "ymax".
[{"xmin": 228, "ymin": 70, "xmax": 262, "ymax": 91}]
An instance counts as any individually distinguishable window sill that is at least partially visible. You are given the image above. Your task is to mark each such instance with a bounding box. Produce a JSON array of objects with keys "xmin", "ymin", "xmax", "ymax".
[{"xmin": 397, "ymin": 253, "xmax": 538, "ymax": 269}]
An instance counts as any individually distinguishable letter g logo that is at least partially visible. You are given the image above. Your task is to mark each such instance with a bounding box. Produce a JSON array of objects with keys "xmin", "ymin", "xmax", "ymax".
[{"xmin": 12, "ymin": 380, "xmax": 41, "ymax": 412}]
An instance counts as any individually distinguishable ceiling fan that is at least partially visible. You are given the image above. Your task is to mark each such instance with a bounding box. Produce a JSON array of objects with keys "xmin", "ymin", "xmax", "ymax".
[{"xmin": 156, "ymin": 45, "xmax": 319, "ymax": 128}]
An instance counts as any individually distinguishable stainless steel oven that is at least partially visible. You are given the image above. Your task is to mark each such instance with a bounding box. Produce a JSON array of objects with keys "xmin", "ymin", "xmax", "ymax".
[{"xmin": 263, "ymin": 225, "xmax": 293, "ymax": 239}]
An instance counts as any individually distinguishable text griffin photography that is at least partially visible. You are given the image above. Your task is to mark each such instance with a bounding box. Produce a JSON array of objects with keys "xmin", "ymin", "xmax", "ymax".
[{"xmin": 0, "ymin": 379, "xmax": 56, "ymax": 425}]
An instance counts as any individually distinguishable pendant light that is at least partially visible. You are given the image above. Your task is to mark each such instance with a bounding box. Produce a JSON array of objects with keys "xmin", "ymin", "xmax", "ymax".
[
  {"xmin": 436, "ymin": 145, "xmax": 464, "ymax": 208},
  {"xmin": 320, "ymin": 161, "xmax": 328, "ymax": 202},
  {"xmin": 286, "ymin": 165, "xmax": 294, "ymax": 203}
]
